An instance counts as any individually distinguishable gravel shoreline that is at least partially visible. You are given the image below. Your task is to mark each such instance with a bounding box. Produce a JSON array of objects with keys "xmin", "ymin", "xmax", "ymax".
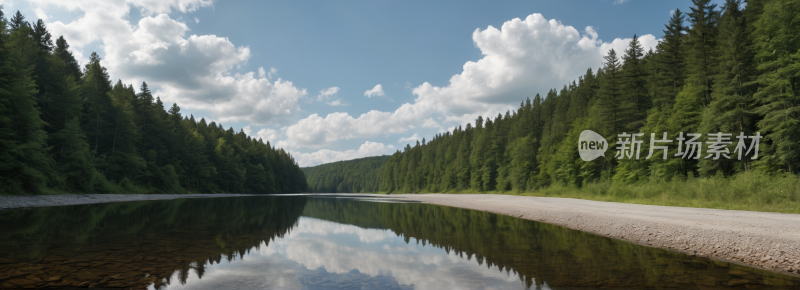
[
  {"xmin": 394, "ymin": 193, "xmax": 800, "ymax": 277},
  {"xmin": 2, "ymin": 193, "xmax": 798, "ymax": 277}
]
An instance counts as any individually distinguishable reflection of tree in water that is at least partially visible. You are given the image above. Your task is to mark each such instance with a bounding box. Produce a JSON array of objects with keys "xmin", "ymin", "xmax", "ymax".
[
  {"xmin": 302, "ymin": 198, "xmax": 800, "ymax": 289},
  {"xmin": 0, "ymin": 196, "xmax": 307, "ymax": 289}
]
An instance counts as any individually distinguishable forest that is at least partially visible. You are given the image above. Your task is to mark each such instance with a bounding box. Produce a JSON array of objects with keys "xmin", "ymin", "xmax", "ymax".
[
  {"xmin": 302, "ymin": 155, "xmax": 389, "ymax": 193},
  {"xmin": 305, "ymin": 0, "xmax": 800, "ymax": 204},
  {"xmin": 0, "ymin": 8, "xmax": 307, "ymax": 194}
]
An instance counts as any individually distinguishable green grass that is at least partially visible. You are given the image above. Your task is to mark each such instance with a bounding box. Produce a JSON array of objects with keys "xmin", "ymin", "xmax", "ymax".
[{"xmin": 493, "ymin": 172, "xmax": 800, "ymax": 214}]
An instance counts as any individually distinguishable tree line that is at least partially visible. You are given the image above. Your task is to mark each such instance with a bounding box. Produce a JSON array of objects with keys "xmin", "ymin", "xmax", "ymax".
[
  {"xmin": 310, "ymin": 0, "xmax": 799, "ymax": 194},
  {"xmin": 302, "ymin": 155, "xmax": 389, "ymax": 193},
  {"xmin": 0, "ymin": 8, "xmax": 307, "ymax": 194}
]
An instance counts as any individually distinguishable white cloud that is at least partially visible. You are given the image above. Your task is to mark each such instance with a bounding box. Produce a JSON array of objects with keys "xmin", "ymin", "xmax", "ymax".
[
  {"xmin": 363, "ymin": 84, "xmax": 385, "ymax": 98},
  {"xmin": 282, "ymin": 107, "xmax": 425, "ymax": 149},
  {"xmin": 255, "ymin": 128, "xmax": 279, "ymax": 144},
  {"xmin": 327, "ymin": 99, "xmax": 348, "ymax": 106},
  {"xmin": 422, "ymin": 118, "xmax": 440, "ymax": 128},
  {"xmin": 404, "ymin": 81, "xmax": 412, "ymax": 89},
  {"xmin": 267, "ymin": 67, "xmax": 277, "ymax": 79},
  {"xmin": 36, "ymin": 0, "xmax": 306, "ymax": 126},
  {"xmin": 293, "ymin": 141, "xmax": 395, "ymax": 167},
  {"xmin": 398, "ymin": 133, "xmax": 420, "ymax": 144},
  {"xmin": 242, "ymin": 125, "xmax": 252, "ymax": 136},
  {"xmin": 0, "ymin": 1, "xmax": 14, "ymax": 11},
  {"xmin": 317, "ymin": 86, "xmax": 340, "ymax": 100},
  {"xmin": 194, "ymin": 17, "xmax": 199, "ymax": 23},
  {"xmin": 281, "ymin": 14, "xmax": 659, "ymax": 150},
  {"xmin": 599, "ymin": 33, "xmax": 660, "ymax": 57},
  {"xmin": 314, "ymin": 86, "xmax": 347, "ymax": 106},
  {"xmin": 34, "ymin": 7, "xmax": 50, "ymax": 21},
  {"xmin": 614, "ymin": 0, "xmax": 631, "ymax": 4}
]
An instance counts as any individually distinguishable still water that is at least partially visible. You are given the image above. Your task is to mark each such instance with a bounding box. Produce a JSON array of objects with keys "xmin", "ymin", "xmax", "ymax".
[{"xmin": 0, "ymin": 195, "xmax": 798, "ymax": 289}]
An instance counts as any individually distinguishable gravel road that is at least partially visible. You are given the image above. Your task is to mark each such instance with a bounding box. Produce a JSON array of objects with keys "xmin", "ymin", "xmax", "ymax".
[{"xmin": 394, "ymin": 193, "xmax": 800, "ymax": 277}]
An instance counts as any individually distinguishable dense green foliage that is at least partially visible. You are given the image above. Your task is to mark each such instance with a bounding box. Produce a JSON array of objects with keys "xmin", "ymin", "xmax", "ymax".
[
  {"xmin": 0, "ymin": 8, "xmax": 307, "ymax": 194},
  {"xmin": 308, "ymin": 1, "xmax": 800, "ymax": 198},
  {"xmin": 302, "ymin": 155, "xmax": 390, "ymax": 193}
]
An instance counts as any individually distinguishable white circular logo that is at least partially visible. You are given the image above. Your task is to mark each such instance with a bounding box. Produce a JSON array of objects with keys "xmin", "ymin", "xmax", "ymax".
[{"xmin": 578, "ymin": 130, "xmax": 607, "ymax": 161}]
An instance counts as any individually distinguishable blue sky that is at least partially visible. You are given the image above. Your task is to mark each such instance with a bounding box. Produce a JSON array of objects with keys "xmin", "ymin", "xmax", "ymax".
[{"xmin": 7, "ymin": 0, "xmax": 720, "ymax": 166}]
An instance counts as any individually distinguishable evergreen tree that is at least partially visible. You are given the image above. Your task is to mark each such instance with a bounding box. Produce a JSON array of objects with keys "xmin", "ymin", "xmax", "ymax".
[
  {"xmin": 621, "ymin": 35, "xmax": 650, "ymax": 130},
  {"xmin": 9, "ymin": 10, "xmax": 25, "ymax": 32},
  {"xmin": 54, "ymin": 36, "xmax": 82, "ymax": 81},
  {"xmin": 655, "ymin": 9, "xmax": 688, "ymax": 107},
  {"xmin": 598, "ymin": 49, "xmax": 623, "ymax": 136},
  {"xmin": 751, "ymin": 0, "xmax": 800, "ymax": 173},
  {"xmin": 699, "ymin": 0, "xmax": 758, "ymax": 175},
  {"xmin": 687, "ymin": 0, "xmax": 721, "ymax": 106},
  {"xmin": 0, "ymin": 23, "xmax": 53, "ymax": 193}
]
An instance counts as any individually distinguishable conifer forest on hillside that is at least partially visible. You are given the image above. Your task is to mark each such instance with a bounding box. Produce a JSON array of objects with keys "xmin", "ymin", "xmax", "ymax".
[
  {"xmin": 0, "ymin": 8, "xmax": 307, "ymax": 194},
  {"xmin": 304, "ymin": 0, "xmax": 800, "ymax": 211}
]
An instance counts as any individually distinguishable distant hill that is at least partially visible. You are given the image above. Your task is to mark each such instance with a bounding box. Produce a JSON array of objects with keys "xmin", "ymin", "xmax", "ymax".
[{"xmin": 302, "ymin": 155, "xmax": 391, "ymax": 193}]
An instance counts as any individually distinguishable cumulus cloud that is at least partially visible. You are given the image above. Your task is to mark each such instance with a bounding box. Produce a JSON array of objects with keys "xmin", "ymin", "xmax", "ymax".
[
  {"xmin": 326, "ymin": 99, "xmax": 348, "ymax": 106},
  {"xmin": 292, "ymin": 141, "xmax": 395, "ymax": 167},
  {"xmin": 242, "ymin": 125, "xmax": 252, "ymax": 136},
  {"xmin": 317, "ymin": 86, "xmax": 340, "ymax": 100},
  {"xmin": 363, "ymin": 84, "xmax": 385, "ymax": 98},
  {"xmin": 255, "ymin": 128, "xmax": 279, "ymax": 144},
  {"xmin": 280, "ymin": 14, "xmax": 659, "ymax": 150},
  {"xmin": 398, "ymin": 133, "xmax": 420, "ymax": 144},
  {"xmin": 34, "ymin": 7, "xmax": 51, "ymax": 21},
  {"xmin": 313, "ymin": 86, "xmax": 347, "ymax": 106},
  {"xmin": 282, "ymin": 107, "xmax": 425, "ymax": 149},
  {"xmin": 599, "ymin": 33, "xmax": 660, "ymax": 57},
  {"xmin": 422, "ymin": 118, "xmax": 440, "ymax": 128},
  {"xmin": 194, "ymin": 17, "xmax": 199, "ymax": 23},
  {"xmin": 35, "ymin": 0, "xmax": 306, "ymax": 125}
]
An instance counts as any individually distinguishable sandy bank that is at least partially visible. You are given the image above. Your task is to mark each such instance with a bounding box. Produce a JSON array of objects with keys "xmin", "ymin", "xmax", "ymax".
[
  {"xmin": 394, "ymin": 193, "xmax": 800, "ymax": 277},
  {"xmin": 0, "ymin": 193, "xmax": 258, "ymax": 211}
]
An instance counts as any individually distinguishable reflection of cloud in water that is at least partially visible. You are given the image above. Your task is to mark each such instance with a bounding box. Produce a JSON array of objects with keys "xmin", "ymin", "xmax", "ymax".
[
  {"xmin": 281, "ymin": 217, "xmax": 397, "ymax": 243},
  {"xmin": 155, "ymin": 217, "xmax": 538, "ymax": 290}
]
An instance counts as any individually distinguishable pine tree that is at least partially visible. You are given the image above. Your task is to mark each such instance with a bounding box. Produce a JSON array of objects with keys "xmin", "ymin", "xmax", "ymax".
[
  {"xmin": 687, "ymin": 0, "xmax": 721, "ymax": 106},
  {"xmin": 621, "ymin": 35, "xmax": 650, "ymax": 130},
  {"xmin": 655, "ymin": 8, "xmax": 688, "ymax": 107},
  {"xmin": 9, "ymin": 10, "xmax": 26, "ymax": 32},
  {"xmin": 752, "ymin": 0, "xmax": 800, "ymax": 173},
  {"xmin": 599, "ymin": 49, "xmax": 623, "ymax": 136},
  {"xmin": 698, "ymin": 0, "xmax": 758, "ymax": 175},
  {"xmin": 81, "ymin": 52, "xmax": 115, "ymax": 162},
  {"xmin": 0, "ymin": 23, "xmax": 54, "ymax": 193},
  {"xmin": 54, "ymin": 36, "xmax": 82, "ymax": 81},
  {"xmin": 52, "ymin": 118, "xmax": 101, "ymax": 191}
]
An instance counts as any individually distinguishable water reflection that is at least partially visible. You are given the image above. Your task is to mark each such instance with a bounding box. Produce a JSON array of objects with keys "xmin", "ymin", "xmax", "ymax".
[{"xmin": 0, "ymin": 196, "xmax": 797, "ymax": 289}]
